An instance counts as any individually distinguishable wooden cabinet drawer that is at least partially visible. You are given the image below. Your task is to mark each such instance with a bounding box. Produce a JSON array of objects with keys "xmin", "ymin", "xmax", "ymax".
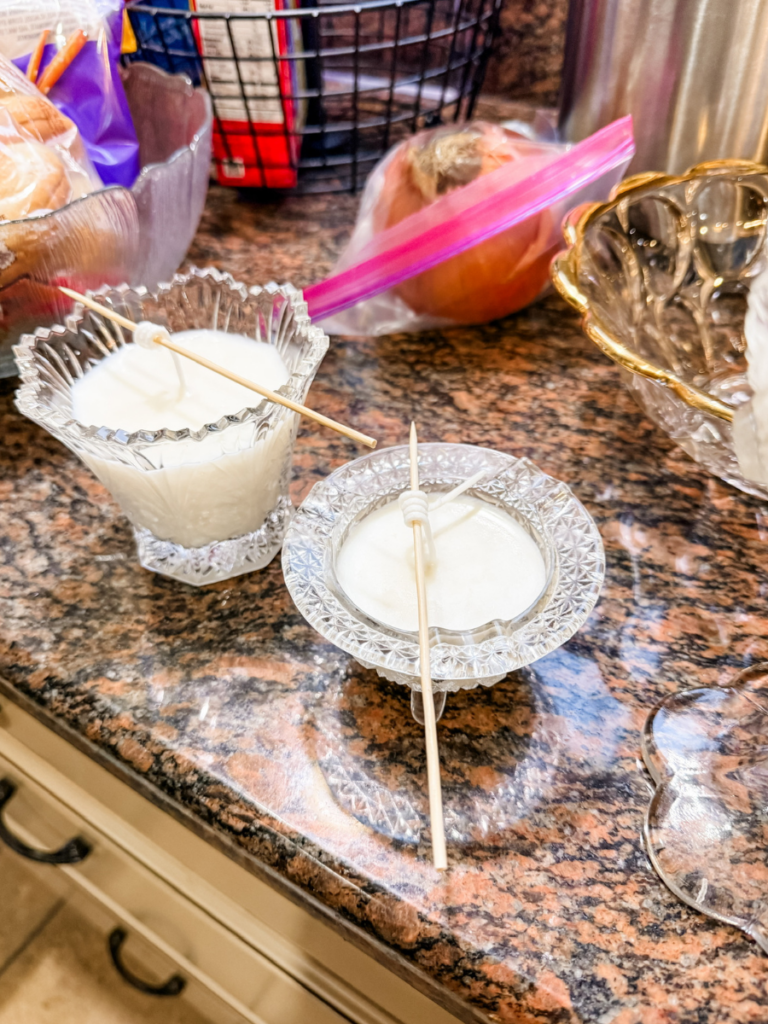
[
  {"xmin": 0, "ymin": 751, "xmax": 351, "ymax": 1024},
  {"xmin": 0, "ymin": 698, "xmax": 463, "ymax": 1024}
]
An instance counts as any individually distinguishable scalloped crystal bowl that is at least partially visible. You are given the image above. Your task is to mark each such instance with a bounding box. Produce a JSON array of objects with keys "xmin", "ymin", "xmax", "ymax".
[
  {"xmin": 0, "ymin": 61, "xmax": 213, "ymax": 376},
  {"xmin": 282, "ymin": 443, "xmax": 605, "ymax": 692},
  {"xmin": 552, "ymin": 160, "xmax": 768, "ymax": 499},
  {"xmin": 14, "ymin": 268, "xmax": 329, "ymax": 586}
]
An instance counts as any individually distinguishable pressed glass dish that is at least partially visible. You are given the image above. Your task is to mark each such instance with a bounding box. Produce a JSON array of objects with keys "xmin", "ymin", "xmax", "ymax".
[
  {"xmin": 282, "ymin": 443, "xmax": 605, "ymax": 693},
  {"xmin": 284, "ymin": 443, "xmax": 604, "ymax": 843},
  {"xmin": 551, "ymin": 159, "xmax": 768, "ymax": 498},
  {"xmin": 14, "ymin": 268, "xmax": 329, "ymax": 586},
  {"xmin": 642, "ymin": 664, "xmax": 768, "ymax": 953},
  {"xmin": 0, "ymin": 62, "xmax": 213, "ymax": 376}
]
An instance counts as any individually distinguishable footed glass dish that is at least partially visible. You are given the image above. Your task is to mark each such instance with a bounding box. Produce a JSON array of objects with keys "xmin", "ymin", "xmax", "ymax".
[
  {"xmin": 282, "ymin": 443, "xmax": 605, "ymax": 694},
  {"xmin": 14, "ymin": 268, "xmax": 329, "ymax": 586},
  {"xmin": 284, "ymin": 444, "xmax": 605, "ymax": 842}
]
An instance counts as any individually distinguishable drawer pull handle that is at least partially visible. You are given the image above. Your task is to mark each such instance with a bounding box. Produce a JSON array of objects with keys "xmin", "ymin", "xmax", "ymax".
[
  {"xmin": 109, "ymin": 928, "xmax": 186, "ymax": 997},
  {"xmin": 0, "ymin": 778, "xmax": 91, "ymax": 864}
]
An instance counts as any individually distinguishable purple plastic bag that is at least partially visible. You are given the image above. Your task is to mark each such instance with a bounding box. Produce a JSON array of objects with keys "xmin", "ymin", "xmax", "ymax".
[{"xmin": 10, "ymin": 7, "xmax": 140, "ymax": 188}]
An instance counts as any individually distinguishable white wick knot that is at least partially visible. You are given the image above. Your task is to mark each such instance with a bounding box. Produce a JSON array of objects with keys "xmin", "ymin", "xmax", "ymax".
[
  {"xmin": 399, "ymin": 489, "xmax": 436, "ymax": 565},
  {"xmin": 134, "ymin": 321, "xmax": 171, "ymax": 350},
  {"xmin": 399, "ymin": 489, "xmax": 429, "ymax": 527}
]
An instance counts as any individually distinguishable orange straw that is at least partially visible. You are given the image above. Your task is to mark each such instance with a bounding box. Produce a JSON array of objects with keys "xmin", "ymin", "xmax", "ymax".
[
  {"xmin": 26, "ymin": 29, "xmax": 49, "ymax": 85},
  {"xmin": 37, "ymin": 29, "xmax": 87, "ymax": 95}
]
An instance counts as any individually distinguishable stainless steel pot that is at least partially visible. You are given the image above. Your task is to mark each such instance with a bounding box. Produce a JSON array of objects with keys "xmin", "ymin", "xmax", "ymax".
[{"xmin": 558, "ymin": 0, "xmax": 768, "ymax": 174}]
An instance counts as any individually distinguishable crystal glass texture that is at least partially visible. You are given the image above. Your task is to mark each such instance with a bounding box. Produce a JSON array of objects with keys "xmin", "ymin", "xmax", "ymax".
[
  {"xmin": 0, "ymin": 62, "xmax": 212, "ymax": 376},
  {"xmin": 553, "ymin": 164, "xmax": 768, "ymax": 498},
  {"xmin": 14, "ymin": 268, "xmax": 329, "ymax": 586},
  {"xmin": 643, "ymin": 664, "xmax": 768, "ymax": 953},
  {"xmin": 282, "ymin": 443, "xmax": 605, "ymax": 692}
]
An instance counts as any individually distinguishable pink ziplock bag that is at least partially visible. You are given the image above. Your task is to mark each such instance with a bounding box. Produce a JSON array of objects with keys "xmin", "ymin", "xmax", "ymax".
[{"xmin": 307, "ymin": 116, "xmax": 634, "ymax": 335}]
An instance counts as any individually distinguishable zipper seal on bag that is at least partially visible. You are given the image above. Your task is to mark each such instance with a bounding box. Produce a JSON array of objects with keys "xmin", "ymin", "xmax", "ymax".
[{"xmin": 305, "ymin": 116, "xmax": 634, "ymax": 322}]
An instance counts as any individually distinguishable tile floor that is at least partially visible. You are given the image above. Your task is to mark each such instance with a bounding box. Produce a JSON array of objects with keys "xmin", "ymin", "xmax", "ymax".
[{"xmin": 0, "ymin": 845, "xmax": 213, "ymax": 1024}]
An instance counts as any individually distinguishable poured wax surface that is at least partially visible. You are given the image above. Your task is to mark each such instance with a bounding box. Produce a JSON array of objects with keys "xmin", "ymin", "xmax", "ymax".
[
  {"xmin": 336, "ymin": 494, "xmax": 547, "ymax": 631},
  {"xmin": 71, "ymin": 329, "xmax": 289, "ymax": 433}
]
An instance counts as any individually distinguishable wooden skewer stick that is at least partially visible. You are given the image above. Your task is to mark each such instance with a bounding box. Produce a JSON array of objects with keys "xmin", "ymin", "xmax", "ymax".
[
  {"xmin": 58, "ymin": 286, "xmax": 377, "ymax": 449},
  {"xmin": 408, "ymin": 422, "xmax": 447, "ymax": 871}
]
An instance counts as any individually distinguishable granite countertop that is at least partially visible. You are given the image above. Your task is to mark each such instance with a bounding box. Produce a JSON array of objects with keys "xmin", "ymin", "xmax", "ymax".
[{"xmin": 2, "ymin": 184, "xmax": 768, "ymax": 1024}]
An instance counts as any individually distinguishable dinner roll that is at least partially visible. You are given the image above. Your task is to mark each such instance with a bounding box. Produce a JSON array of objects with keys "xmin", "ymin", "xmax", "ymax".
[
  {"xmin": 0, "ymin": 140, "xmax": 71, "ymax": 221},
  {"xmin": 0, "ymin": 93, "xmax": 75, "ymax": 144}
]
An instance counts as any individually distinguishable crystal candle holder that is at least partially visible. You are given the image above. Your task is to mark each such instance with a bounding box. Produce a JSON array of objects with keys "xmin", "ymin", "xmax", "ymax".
[
  {"xmin": 14, "ymin": 268, "xmax": 329, "ymax": 586},
  {"xmin": 282, "ymin": 443, "xmax": 605, "ymax": 706}
]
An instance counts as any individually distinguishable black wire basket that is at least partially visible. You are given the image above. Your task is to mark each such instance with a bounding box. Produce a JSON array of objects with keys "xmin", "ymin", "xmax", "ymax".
[{"xmin": 124, "ymin": 0, "xmax": 503, "ymax": 194}]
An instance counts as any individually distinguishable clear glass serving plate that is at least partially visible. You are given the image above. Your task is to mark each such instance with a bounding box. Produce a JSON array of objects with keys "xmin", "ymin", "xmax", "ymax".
[
  {"xmin": 552, "ymin": 159, "xmax": 768, "ymax": 498},
  {"xmin": 642, "ymin": 664, "xmax": 768, "ymax": 953},
  {"xmin": 14, "ymin": 268, "xmax": 329, "ymax": 586},
  {"xmin": 282, "ymin": 443, "xmax": 605, "ymax": 693},
  {"xmin": 0, "ymin": 62, "xmax": 213, "ymax": 377}
]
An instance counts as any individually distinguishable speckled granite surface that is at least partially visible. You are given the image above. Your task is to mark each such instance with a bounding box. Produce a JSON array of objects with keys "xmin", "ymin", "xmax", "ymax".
[{"xmin": 2, "ymin": 185, "xmax": 768, "ymax": 1023}]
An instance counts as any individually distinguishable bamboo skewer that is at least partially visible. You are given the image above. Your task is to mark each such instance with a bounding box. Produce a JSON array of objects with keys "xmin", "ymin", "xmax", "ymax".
[
  {"xmin": 408, "ymin": 422, "xmax": 447, "ymax": 872},
  {"xmin": 58, "ymin": 286, "xmax": 377, "ymax": 449}
]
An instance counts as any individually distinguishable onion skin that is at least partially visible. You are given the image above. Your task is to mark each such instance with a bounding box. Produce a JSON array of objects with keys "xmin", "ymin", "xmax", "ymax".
[{"xmin": 374, "ymin": 124, "xmax": 554, "ymax": 325}]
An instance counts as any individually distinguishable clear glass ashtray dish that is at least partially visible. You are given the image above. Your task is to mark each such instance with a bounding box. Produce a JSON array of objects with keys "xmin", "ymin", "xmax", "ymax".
[
  {"xmin": 14, "ymin": 267, "xmax": 329, "ymax": 586},
  {"xmin": 0, "ymin": 62, "xmax": 213, "ymax": 376},
  {"xmin": 551, "ymin": 160, "xmax": 768, "ymax": 498},
  {"xmin": 282, "ymin": 443, "xmax": 605, "ymax": 702}
]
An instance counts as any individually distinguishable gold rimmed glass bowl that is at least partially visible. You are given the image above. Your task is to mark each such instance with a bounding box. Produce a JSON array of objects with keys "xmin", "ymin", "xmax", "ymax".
[{"xmin": 552, "ymin": 159, "xmax": 768, "ymax": 498}]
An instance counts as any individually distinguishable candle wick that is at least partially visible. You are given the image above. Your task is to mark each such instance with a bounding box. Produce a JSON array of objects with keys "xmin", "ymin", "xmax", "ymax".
[
  {"xmin": 170, "ymin": 350, "xmax": 186, "ymax": 402},
  {"xmin": 400, "ymin": 468, "xmax": 491, "ymax": 569},
  {"xmin": 399, "ymin": 489, "xmax": 437, "ymax": 566},
  {"xmin": 429, "ymin": 469, "xmax": 489, "ymax": 512}
]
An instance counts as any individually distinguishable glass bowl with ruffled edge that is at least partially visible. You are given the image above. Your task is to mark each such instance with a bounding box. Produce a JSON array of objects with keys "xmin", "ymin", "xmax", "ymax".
[
  {"xmin": 282, "ymin": 442, "xmax": 605, "ymax": 720},
  {"xmin": 14, "ymin": 267, "xmax": 329, "ymax": 586},
  {"xmin": 0, "ymin": 62, "xmax": 213, "ymax": 376}
]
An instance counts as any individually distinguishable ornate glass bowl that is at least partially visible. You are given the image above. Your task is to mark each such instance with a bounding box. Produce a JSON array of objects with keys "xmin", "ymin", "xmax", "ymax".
[
  {"xmin": 642, "ymin": 664, "xmax": 768, "ymax": 953},
  {"xmin": 551, "ymin": 159, "xmax": 768, "ymax": 498},
  {"xmin": 282, "ymin": 443, "xmax": 605, "ymax": 699},
  {"xmin": 14, "ymin": 268, "xmax": 329, "ymax": 586},
  {"xmin": 0, "ymin": 62, "xmax": 213, "ymax": 376}
]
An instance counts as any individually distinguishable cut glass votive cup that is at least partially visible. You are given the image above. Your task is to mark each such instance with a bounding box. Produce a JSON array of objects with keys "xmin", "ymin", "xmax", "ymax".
[{"xmin": 14, "ymin": 268, "xmax": 330, "ymax": 586}]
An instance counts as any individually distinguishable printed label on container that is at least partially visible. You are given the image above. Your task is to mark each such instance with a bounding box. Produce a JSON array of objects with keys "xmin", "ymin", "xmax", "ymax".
[
  {"xmin": 0, "ymin": 0, "xmax": 102, "ymax": 58},
  {"xmin": 193, "ymin": 0, "xmax": 283, "ymax": 123}
]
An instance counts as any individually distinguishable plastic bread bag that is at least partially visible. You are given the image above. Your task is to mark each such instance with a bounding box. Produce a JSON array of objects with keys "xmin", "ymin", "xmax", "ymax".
[
  {"xmin": 0, "ymin": 53, "xmax": 101, "ymax": 220},
  {"xmin": 0, "ymin": 0, "xmax": 140, "ymax": 188},
  {"xmin": 307, "ymin": 117, "xmax": 635, "ymax": 335},
  {"xmin": 0, "ymin": 53, "xmax": 138, "ymax": 344}
]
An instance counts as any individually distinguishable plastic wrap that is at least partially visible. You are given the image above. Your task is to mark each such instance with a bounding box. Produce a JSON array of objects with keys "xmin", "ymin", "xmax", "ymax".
[
  {"xmin": 2, "ymin": 0, "xmax": 140, "ymax": 187},
  {"xmin": 308, "ymin": 117, "xmax": 634, "ymax": 335},
  {"xmin": 0, "ymin": 61, "xmax": 213, "ymax": 376},
  {"xmin": 0, "ymin": 54, "xmax": 100, "ymax": 221}
]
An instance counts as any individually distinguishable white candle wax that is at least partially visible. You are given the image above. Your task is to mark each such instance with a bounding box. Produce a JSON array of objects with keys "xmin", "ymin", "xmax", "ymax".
[
  {"xmin": 336, "ymin": 494, "xmax": 547, "ymax": 632},
  {"xmin": 71, "ymin": 329, "xmax": 294, "ymax": 549}
]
